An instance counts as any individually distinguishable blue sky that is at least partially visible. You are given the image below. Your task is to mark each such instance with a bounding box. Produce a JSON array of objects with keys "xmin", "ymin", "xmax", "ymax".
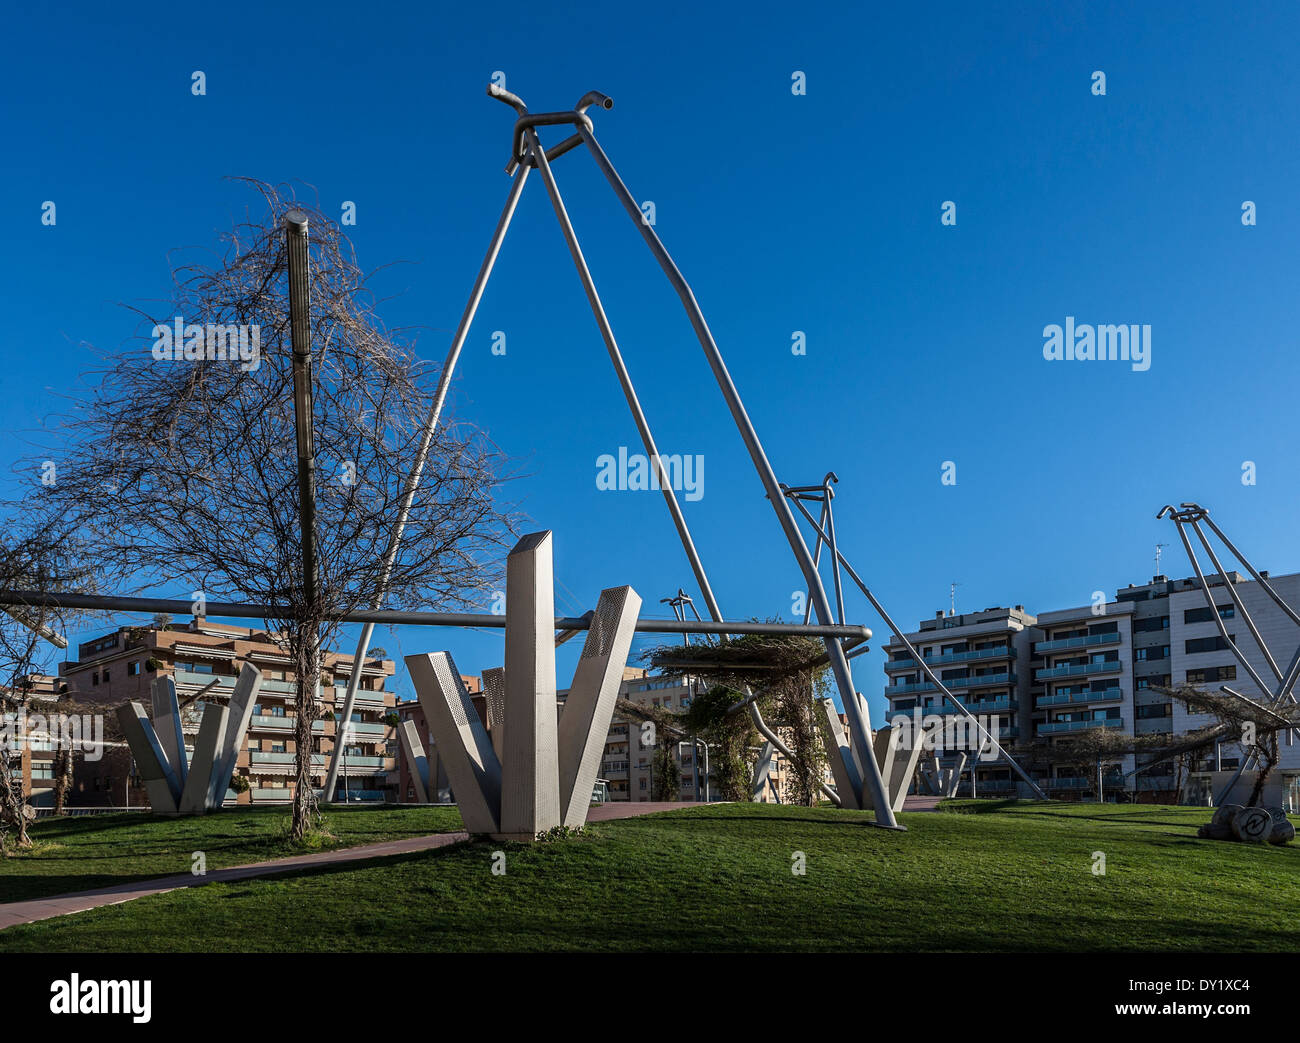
[{"xmin": 4, "ymin": 1, "xmax": 1299, "ymax": 716}]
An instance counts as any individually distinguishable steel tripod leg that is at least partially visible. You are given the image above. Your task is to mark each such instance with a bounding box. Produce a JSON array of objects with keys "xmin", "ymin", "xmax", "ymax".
[
  {"xmin": 528, "ymin": 130, "xmax": 849, "ymax": 809},
  {"xmin": 574, "ymin": 126, "xmax": 898, "ymax": 827},
  {"xmin": 323, "ymin": 163, "xmax": 532, "ymax": 801}
]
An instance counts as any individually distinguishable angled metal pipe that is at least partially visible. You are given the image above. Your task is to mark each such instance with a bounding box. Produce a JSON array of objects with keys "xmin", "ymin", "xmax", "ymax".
[
  {"xmin": 1165, "ymin": 515, "xmax": 1274, "ymax": 697},
  {"xmin": 525, "ymin": 126, "xmax": 844, "ymax": 807},
  {"xmin": 1194, "ymin": 508, "xmax": 1300, "ymax": 628},
  {"xmin": 576, "ymin": 125, "xmax": 898, "ymax": 826},
  {"xmin": 1186, "ymin": 518, "xmax": 1282, "ymax": 682},
  {"xmin": 322, "ymin": 160, "xmax": 533, "ymax": 801}
]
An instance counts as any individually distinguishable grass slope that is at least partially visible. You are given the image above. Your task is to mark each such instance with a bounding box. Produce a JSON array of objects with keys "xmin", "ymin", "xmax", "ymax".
[
  {"xmin": 3, "ymin": 801, "xmax": 1297, "ymax": 952},
  {"xmin": 0, "ymin": 804, "xmax": 464, "ymax": 903}
]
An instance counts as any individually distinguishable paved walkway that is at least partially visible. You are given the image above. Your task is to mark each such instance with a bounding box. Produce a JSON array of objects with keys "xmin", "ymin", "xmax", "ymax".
[{"xmin": 0, "ymin": 830, "xmax": 470, "ymax": 932}]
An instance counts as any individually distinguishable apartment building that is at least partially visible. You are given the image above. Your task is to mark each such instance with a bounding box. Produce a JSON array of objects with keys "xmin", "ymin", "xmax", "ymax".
[
  {"xmin": 884, "ymin": 570, "xmax": 1300, "ymax": 804},
  {"xmin": 606, "ymin": 668, "xmax": 717, "ymax": 802},
  {"xmin": 58, "ymin": 618, "xmax": 398, "ymax": 807},
  {"xmin": 1, "ymin": 673, "xmax": 64, "ymax": 809},
  {"xmin": 883, "ymin": 605, "xmax": 1037, "ymax": 795}
]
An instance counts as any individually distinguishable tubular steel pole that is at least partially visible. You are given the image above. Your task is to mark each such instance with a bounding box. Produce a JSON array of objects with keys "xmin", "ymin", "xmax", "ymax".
[
  {"xmin": 0, "ymin": 589, "xmax": 868, "ymax": 638},
  {"xmin": 527, "ymin": 128, "xmax": 847, "ymax": 810},
  {"xmin": 322, "ymin": 165, "xmax": 532, "ymax": 801},
  {"xmin": 575, "ymin": 126, "xmax": 897, "ymax": 826},
  {"xmin": 284, "ymin": 212, "xmax": 320, "ymax": 609},
  {"xmin": 526, "ymin": 127, "xmax": 723, "ymax": 622}
]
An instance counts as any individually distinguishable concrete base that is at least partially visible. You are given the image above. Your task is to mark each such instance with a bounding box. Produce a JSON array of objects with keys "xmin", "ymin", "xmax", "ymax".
[
  {"xmin": 116, "ymin": 702, "xmax": 180, "ymax": 816},
  {"xmin": 407, "ymin": 529, "xmax": 640, "ymax": 841},
  {"xmin": 556, "ymin": 585, "xmax": 640, "ymax": 827},
  {"xmin": 406, "ymin": 650, "xmax": 502, "ymax": 835},
  {"xmin": 817, "ymin": 698, "xmax": 862, "ymax": 810},
  {"xmin": 398, "ymin": 719, "xmax": 430, "ymax": 804},
  {"xmin": 500, "ymin": 531, "xmax": 562, "ymax": 840}
]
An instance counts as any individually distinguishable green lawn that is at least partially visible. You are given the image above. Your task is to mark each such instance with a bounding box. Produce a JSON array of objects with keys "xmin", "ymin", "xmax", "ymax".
[
  {"xmin": 0, "ymin": 804, "xmax": 464, "ymax": 903},
  {"xmin": 3, "ymin": 800, "xmax": 1298, "ymax": 952}
]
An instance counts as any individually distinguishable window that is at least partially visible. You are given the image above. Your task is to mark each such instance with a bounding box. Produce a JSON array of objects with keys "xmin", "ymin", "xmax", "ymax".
[
  {"xmin": 1186, "ymin": 665, "xmax": 1236, "ymax": 684},
  {"xmin": 1186, "ymin": 635, "xmax": 1234, "ymax": 655},
  {"xmin": 91, "ymin": 672, "xmax": 99, "ymax": 686},
  {"xmin": 1134, "ymin": 646, "xmax": 1169, "ymax": 661},
  {"xmin": 127, "ymin": 661, "xmax": 140, "ymax": 676},
  {"xmin": 1184, "ymin": 605, "xmax": 1235, "ymax": 624},
  {"xmin": 1133, "ymin": 616, "xmax": 1170, "ymax": 632}
]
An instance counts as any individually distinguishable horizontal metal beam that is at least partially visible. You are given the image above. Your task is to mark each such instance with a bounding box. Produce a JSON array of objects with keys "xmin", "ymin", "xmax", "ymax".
[{"xmin": 0, "ymin": 590, "xmax": 871, "ymax": 641}]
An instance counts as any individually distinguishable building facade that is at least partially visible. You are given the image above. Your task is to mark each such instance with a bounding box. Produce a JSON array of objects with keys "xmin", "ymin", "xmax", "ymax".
[
  {"xmin": 2, "ymin": 674, "xmax": 64, "ymax": 809},
  {"xmin": 58, "ymin": 617, "xmax": 398, "ymax": 808},
  {"xmin": 883, "ymin": 571, "xmax": 1300, "ymax": 804}
]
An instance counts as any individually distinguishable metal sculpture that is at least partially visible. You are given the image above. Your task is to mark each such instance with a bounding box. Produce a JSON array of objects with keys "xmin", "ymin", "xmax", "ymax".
[
  {"xmin": 365, "ymin": 86, "xmax": 901, "ymax": 824},
  {"xmin": 406, "ymin": 530, "xmax": 641, "ymax": 839},
  {"xmin": 1159, "ymin": 502, "xmax": 1300, "ymax": 804}
]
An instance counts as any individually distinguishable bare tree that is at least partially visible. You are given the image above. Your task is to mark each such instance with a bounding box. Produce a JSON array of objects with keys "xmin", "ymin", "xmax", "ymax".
[
  {"xmin": 0, "ymin": 513, "xmax": 96, "ymax": 849},
  {"xmin": 1155, "ymin": 684, "xmax": 1296, "ymax": 807},
  {"xmin": 24, "ymin": 182, "xmax": 517, "ymax": 840}
]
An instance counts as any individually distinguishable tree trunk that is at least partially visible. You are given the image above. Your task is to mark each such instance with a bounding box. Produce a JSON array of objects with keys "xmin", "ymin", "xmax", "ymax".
[
  {"xmin": 52, "ymin": 748, "xmax": 72, "ymax": 815},
  {"xmin": 1246, "ymin": 736, "xmax": 1278, "ymax": 808},
  {"xmin": 0, "ymin": 749, "xmax": 32, "ymax": 851},
  {"xmin": 291, "ymin": 627, "xmax": 322, "ymax": 841}
]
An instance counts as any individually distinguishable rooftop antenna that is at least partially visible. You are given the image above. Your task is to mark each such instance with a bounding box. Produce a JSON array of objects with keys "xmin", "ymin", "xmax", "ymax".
[
  {"xmin": 1154, "ymin": 542, "xmax": 1168, "ymax": 576},
  {"xmin": 950, "ymin": 582, "xmax": 961, "ymax": 617}
]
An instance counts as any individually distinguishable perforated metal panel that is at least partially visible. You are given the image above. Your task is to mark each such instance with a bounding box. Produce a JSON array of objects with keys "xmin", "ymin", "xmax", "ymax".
[
  {"xmin": 429, "ymin": 654, "xmax": 471, "ymax": 728},
  {"xmin": 483, "ymin": 667, "xmax": 505, "ymax": 730},
  {"xmin": 580, "ymin": 586, "xmax": 630, "ymax": 660}
]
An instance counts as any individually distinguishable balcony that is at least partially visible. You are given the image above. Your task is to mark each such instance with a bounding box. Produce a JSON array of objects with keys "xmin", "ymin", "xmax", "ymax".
[
  {"xmin": 330, "ymin": 755, "xmax": 386, "ymax": 769},
  {"xmin": 334, "ymin": 721, "xmax": 390, "ymax": 738},
  {"xmin": 334, "ymin": 686, "xmax": 388, "ymax": 707},
  {"xmin": 886, "ymin": 697, "xmax": 1015, "ymax": 719},
  {"xmin": 1034, "ymin": 632, "xmax": 1121, "ymax": 654},
  {"xmin": 332, "ymin": 789, "xmax": 386, "ymax": 802},
  {"xmin": 1045, "ymin": 777, "xmax": 1093, "ymax": 789},
  {"xmin": 175, "ymin": 669, "xmax": 237, "ymax": 689},
  {"xmin": 886, "ymin": 672, "xmax": 1014, "ymax": 695},
  {"xmin": 251, "ymin": 751, "xmax": 323, "ymax": 766},
  {"xmin": 1035, "ymin": 687, "xmax": 1122, "ymax": 708},
  {"xmin": 884, "ymin": 646, "xmax": 1015, "ymax": 672},
  {"xmin": 250, "ymin": 715, "xmax": 326, "ymax": 731},
  {"xmin": 1037, "ymin": 718, "xmax": 1124, "ymax": 735},
  {"xmin": 249, "ymin": 788, "xmax": 293, "ymax": 801},
  {"xmin": 1034, "ymin": 660, "xmax": 1122, "ymax": 680}
]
